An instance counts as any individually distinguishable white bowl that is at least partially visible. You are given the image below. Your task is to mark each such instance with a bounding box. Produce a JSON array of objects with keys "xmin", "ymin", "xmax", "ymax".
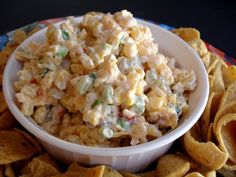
[{"xmin": 3, "ymin": 17, "xmax": 209, "ymax": 172}]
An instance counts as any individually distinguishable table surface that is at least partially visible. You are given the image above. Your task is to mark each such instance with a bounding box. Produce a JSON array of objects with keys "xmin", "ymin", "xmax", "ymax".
[{"xmin": 1, "ymin": 0, "xmax": 235, "ymax": 57}]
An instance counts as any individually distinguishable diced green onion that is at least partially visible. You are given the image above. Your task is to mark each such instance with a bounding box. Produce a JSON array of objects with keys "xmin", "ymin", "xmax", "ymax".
[
  {"xmin": 102, "ymin": 42, "xmax": 112, "ymax": 50},
  {"xmin": 56, "ymin": 46, "xmax": 68, "ymax": 59},
  {"xmin": 117, "ymin": 119, "xmax": 130, "ymax": 130},
  {"xmin": 91, "ymin": 99, "xmax": 102, "ymax": 109},
  {"xmin": 146, "ymin": 69, "xmax": 158, "ymax": 86},
  {"xmin": 89, "ymin": 72, "xmax": 97, "ymax": 80},
  {"xmin": 102, "ymin": 85, "xmax": 113, "ymax": 104},
  {"xmin": 61, "ymin": 29, "xmax": 70, "ymax": 40},
  {"xmin": 131, "ymin": 96, "xmax": 145, "ymax": 115},
  {"xmin": 100, "ymin": 127, "xmax": 113, "ymax": 139},
  {"xmin": 76, "ymin": 75, "xmax": 93, "ymax": 95},
  {"xmin": 175, "ymin": 106, "xmax": 182, "ymax": 116}
]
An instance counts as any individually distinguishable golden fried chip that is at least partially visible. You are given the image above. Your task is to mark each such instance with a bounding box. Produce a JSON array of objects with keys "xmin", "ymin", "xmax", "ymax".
[
  {"xmin": 103, "ymin": 166, "xmax": 123, "ymax": 177},
  {"xmin": 0, "ymin": 110, "xmax": 17, "ymax": 130},
  {"xmin": 207, "ymin": 123, "xmax": 214, "ymax": 142},
  {"xmin": 4, "ymin": 164, "xmax": 15, "ymax": 177},
  {"xmin": 13, "ymin": 128, "xmax": 43, "ymax": 154},
  {"xmin": 13, "ymin": 30, "xmax": 27, "ymax": 45},
  {"xmin": 139, "ymin": 171, "xmax": 155, "ymax": 177},
  {"xmin": 0, "ymin": 131, "xmax": 37, "ymax": 164},
  {"xmin": 200, "ymin": 92, "xmax": 215, "ymax": 140},
  {"xmin": 218, "ymin": 167, "xmax": 236, "ymax": 177},
  {"xmin": 156, "ymin": 154, "xmax": 190, "ymax": 177},
  {"xmin": 213, "ymin": 100, "xmax": 236, "ymax": 133},
  {"xmin": 21, "ymin": 154, "xmax": 60, "ymax": 177},
  {"xmin": 208, "ymin": 75, "xmax": 215, "ymax": 89},
  {"xmin": 212, "ymin": 63, "xmax": 225, "ymax": 94},
  {"xmin": 188, "ymin": 39, "xmax": 208, "ymax": 57},
  {"xmin": 120, "ymin": 171, "xmax": 139, "ymax": 177},
  {"xmin": 205, "ymin": 170, "xmax": 216, "ymax": 177},
  {"xmin": 223, "ymin": 65, "xmax": 236, "ymax": 88},
  {"xmin": 207, "ymin": 57, "xmax": 219, "ymax": 74},
  {"xmin": 223, "ymin": 160, "xmax": 236, "ymax": 171},
  {"xmin": 219, "ymin": 81, "xmax": 236, "ymax": 108},
  {"xmin": 184, "ymin": 172, "xmax": 204, "ymax": 177},
  {"xmin": 67, "ymin": 162, "xmax": 86, "ymax": 172},
  {"xmin": 215, "ymin": 113, "xmax": 236, "ymax": 163},
  {"xmin": 0, "ymin": 92, "xmax": 8, "ymax": 114},
  {"xmin": 52, "ymin": 165, "xmax": 105, "ymax": 177},
  {"xmin": 172, "ymin": 28, "xmax": 200, "ymax": 42},
  {"xmin": 202, "ymin": 52, "xmax": 211, "ymax": 68},
  {"xmin": 183, "ymin": 131, "xmax": 228, "ymax": 170}
]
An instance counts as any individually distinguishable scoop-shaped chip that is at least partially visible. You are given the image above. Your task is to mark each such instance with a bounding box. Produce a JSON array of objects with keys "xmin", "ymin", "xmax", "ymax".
[
  {"xmin": 215, "ymin": 113, "xmax": 236, "ymax": 163},
  {"xmin": 4, "ymin": 164, "xmax": 15, "ymax": 177},
  {"xmin": 218, "ymin": 167, "xmax": 236, "ymax": 177},
  {"xmin": 184, "ymin": 172, "xmax": 204, "ymax": 177},
  {"xmin": 0, "ymin": 110, "xmax": 16, "ymax": 130},
  {"xmin": 183, "ymin": 131, "xmax": 228, "ymax": 170},
  {"xmin": 103, "ymin": 166, "xmax": 123, "ymax": 177},
  {"xmin": 188, "ymin": 39, "xmax": 208, "ymax": 57},
  {"xmin": 202, "ymin": 52, "xmax": 211, "ymax": 68},
  {"xmin": 0, "ymin": 131, "xmax": 37, "ymax": 164},
  {"xmin": 67, "ymin": 162, "xmax": 86, "ymax": 172},
  {"xmin": 207, "ymin": 123, "xmax": 214, "ymax": 142},
  {"xmin": 172, "ymin": 28, "xmax": 200, "ymax": 42},
  {"xmin": 156, "ymin": 154, "xmax": 190, "ymax": 177},
  {"xmin": 52, "ymin": 165, "xmax": 105, "ymax": 177},
  {"xmin": 212, "ymin": 63, "xmax": 225, "ymax": 94},
  {"xmin": 208, "ymin": 75, "xmax": 215, "ymax": 89},
  {"xmin": 200, "ymin": 92, "xmax": 215, "ymax": 140},
  {"xmin": 120, "ymin": 171, "xmax": 139, "ymax": 177},
  {"xmin": 223, "ymin": 65, "xmax": 236, "ymax": 88},
  {"xmin": 13, "ymin": 128, "xmax": 43, "ymax": 154},
  {"xmin": 213, "ymin": 100, "xmax": 236, "ymax": 134},
  {"xmin": 223, "ymin": 159, "xmax": 236, "ymax": 171},
  {"xmin": 21, "ymin": 154, "xmax": 60, "ymax": 177},
  {"xmin": 219, "ymin": 81, "xmax": 236, "ymax": 109}
]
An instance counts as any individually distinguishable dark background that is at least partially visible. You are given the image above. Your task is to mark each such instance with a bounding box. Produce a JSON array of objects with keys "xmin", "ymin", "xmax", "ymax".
[{"xmin": 0, "ymin": 0, "xmax": 236, "ymax": 57}]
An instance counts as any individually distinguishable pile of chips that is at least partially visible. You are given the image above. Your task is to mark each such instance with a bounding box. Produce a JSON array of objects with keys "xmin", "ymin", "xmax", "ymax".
[{"xmin": 0, "ymin": 26, "xmax": 235, "ymax": 177}]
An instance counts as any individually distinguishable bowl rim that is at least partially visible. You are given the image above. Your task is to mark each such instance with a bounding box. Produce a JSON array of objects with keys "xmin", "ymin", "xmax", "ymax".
[{"xmin": 3, "ymin": 17, "xmax": 209, "ymax": 156}]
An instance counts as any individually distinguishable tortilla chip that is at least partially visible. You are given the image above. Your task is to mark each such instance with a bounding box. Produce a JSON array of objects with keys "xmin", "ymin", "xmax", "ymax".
[
  {"xmin": 156, "ymin": 154, "xmax": 190, "ymax": 177},
  {"xmin": 67, "ymin": 162, "xmax": 86, "ymax": 172},
  {"xmin": 0, "ymin": 92, "xmax": 8, "ymax": 114},
  {"xmin": 208, "ymin": 75, "xmax": 215, "ymax": 89},
  {"xmin": 212, "ymin": 63, "xmax": 225, "ymax": 94},
  {"xmin": 21, "ymin": 154, "xmax": 60, "ymax": 177},
  {"xmin": 172, "ymin": 28, "xmax": 200, "ymax": 42},
  {"xmin": 120, "ymin": 171, "xmax": 139, "ymax": 177},
  {"xmin": 52, "ymin": 165, "xmax": 105, "ymax": 177},
  {"xmin": 202, "ymin": 52, "xmax": 211, "ymax": 68},
  {"xmin": 218, "ymin": 167, "xmax": 236, "ymax": 177},
  {"xmin": 213, "ymin": 100, "xmax": 236, "ymax": 134},
  {"xmin": 0, "ymin": 110, "xmax": 17, "ymax": 130},
  {"xmin": 200, "ymin": 92, "xmax": 215, "ymax": 140},
  {"xmin": 13, "ymin": 30, "xmax": 27, "ymax": 45},
  {"xmin": 13, "ymin": 128, "xmax": 43, "ymax": 154},
  {"xmin": 207, "ymin": 57, "xmax": 219, "ymax": 75},
  {"xmin": 188, "ymin": 39, "xmax": 208, "ymax": 57},
  {"xmin": 215, "ymin": 113, "xmax": 236, "ymax": 163},
  {"xmin": 207, "ymin": 123, "xmax": 214, "ymax": 142},
  {"xmin": 223, "ymin": 160, "xmax": 236, "ymax": 171},
  {"xmin": 183, "ymin": 131, "xmax": 228, "ymax": 170},
  {"xmin": 4, "ymin": 164, "xmax": 15, "ymax": 177},
  {"xmin": 219, "ymin": 81, "xmax": 236, "ymax": 109},
  {"xmin": 103, "ymin": 166, "xmax": 123, "ymax": 177},
  {"xmin": 0, "ymin": 130, "xmax": 37, "ymax": 164},
  {"xmin": 184, "ymin": 172, "xmax": 204, "ymax": 177},
  {"xmin": 223, "ymin": 65, "xmax": 236, "ymax": 88}
]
